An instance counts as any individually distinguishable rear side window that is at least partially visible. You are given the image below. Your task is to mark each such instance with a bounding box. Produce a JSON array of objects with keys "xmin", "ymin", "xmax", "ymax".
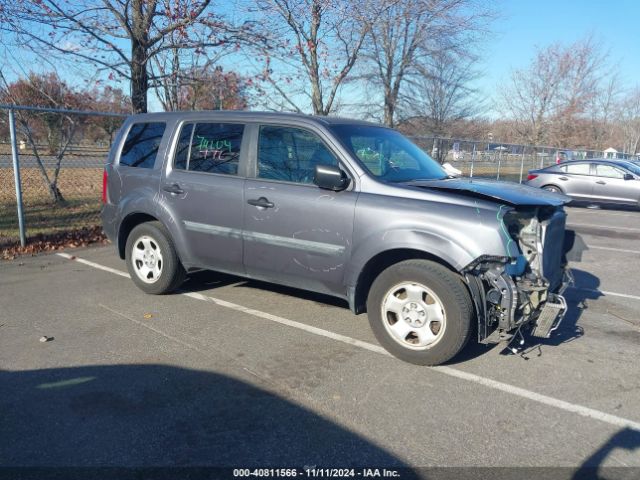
[
  {"xmin": 174, "ymin": 123, "xmax": 244, "ymax": 175},
  {"xmin": 562, "ymin": 163, "xmax": 591, "ymax": 175},
  {"xmin": 120, "ymin": 122, "xmax": 166, "ymax": 168}
]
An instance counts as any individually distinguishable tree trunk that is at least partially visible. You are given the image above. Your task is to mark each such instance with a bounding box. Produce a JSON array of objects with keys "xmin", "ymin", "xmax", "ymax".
[
  {"xmin": 383, "ymin": 100, "xmax": 394, "ymax": 127},
  {"xmin": 131, "ymin": 37, "xmax": 148, "ymax": 113}
]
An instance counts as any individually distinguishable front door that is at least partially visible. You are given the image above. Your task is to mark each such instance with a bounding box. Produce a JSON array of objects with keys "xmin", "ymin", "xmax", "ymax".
[
  {"xmin": 161, "ymin": 121, "xmax": 246, "ymax": 273},
  {"xmin": 591, "ymin": 164, "xmax": 639, "ymax": 204},
  {"xmin": 242, "ymin": 125, "xmax": 357, "ymax": 297}
]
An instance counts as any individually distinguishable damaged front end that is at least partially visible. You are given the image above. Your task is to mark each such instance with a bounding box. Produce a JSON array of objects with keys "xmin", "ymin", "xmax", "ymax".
[{"xmin": 463, "ymin": 205, "xmax": 573, "ymax": 344}]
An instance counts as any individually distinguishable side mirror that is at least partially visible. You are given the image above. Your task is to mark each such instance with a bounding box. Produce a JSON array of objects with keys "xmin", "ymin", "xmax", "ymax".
[
  {"xmin": 624, "ymin": 173, "xmax": 635, "ymax": 180},
  {"xmin": 314, "ymin": 164, "xmax": 351, "ymax": 191}
]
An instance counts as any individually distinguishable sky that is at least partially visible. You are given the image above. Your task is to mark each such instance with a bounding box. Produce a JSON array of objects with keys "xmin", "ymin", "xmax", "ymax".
[
  {"xmin": 1, "ymin": 0, "xmax": 638, "ymax": 114},
  {"xmin": 477, "ymin": 0, "xmax": 640, "ymax": 104}
]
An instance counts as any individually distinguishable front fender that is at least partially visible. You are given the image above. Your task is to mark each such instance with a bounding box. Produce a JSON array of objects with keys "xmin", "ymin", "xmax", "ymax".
[{"xmin": 344, "ymin": 228, "xmax": 476, "ymax": 289}]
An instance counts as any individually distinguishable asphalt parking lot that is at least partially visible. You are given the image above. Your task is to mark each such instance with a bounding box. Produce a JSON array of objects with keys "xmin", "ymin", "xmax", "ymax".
[{"xmin": 1, "ymin": 205, "xmax": 639, "ymax": 474}]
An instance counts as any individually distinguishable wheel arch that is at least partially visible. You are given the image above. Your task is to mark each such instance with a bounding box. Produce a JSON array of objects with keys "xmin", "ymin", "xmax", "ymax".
[
  {"xmin": 542, "ymin": 184, "xmax": 564, "ymax": 193},
  {"xmin": 117, "ymin": 212, "xmax": 160, "ymax": 259},
  {"xmin": 351, "ymin": 248, "xmax": 459, "ymax": 314}
]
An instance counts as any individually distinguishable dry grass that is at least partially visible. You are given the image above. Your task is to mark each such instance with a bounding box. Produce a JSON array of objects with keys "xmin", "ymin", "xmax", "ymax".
[{"xmin": 0, "ymin": 167, "xmax": 103, "ymax": 245}]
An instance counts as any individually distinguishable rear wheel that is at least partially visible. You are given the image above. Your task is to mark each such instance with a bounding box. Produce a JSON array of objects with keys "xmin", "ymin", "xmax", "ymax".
[
  {"xmin": 366, "ymin": 260, "xmax": 473, "ymax": 365},
  {"xmin": 125, "ymin": 221, "xmax": 185, "ymax": 294},
  {"xmin": 543, "ymin": 185, "xmax": 562, "ymax": 194}
]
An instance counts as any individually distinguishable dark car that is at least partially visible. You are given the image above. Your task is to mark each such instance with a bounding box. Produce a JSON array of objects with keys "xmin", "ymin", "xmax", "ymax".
[
  {"xmin": 527, "ymin": 159, "xmax": 640, "ymax": 208},
  {"xmin": 102, "ymin": 111, "xmax": 572, "ymax": 365}
]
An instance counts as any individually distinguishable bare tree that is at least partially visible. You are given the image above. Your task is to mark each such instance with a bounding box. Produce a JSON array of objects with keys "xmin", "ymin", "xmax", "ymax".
[
  {"xmin": 585, "ymin": 74, "xmax": 621, "ymax": 150},
  {"xmin": 250, "ymin": 0, "xmax": 378, "ymax": 115},
  {"xmin": 401, "ymin": 49, "xmax": 482, "ymax": 135},
  {"xmin": 499, "ymin": 36, "xmax": 608, "ymax": 147},
  {"xmin": 398, "ymin": 48, "xmax": 482, "ymax": 161},
  {"xmin": 619, "ymin": 88, "xmax": 640, "ymax": 157},
  {"xmin": 1, "ymin": 0, "xmax": 248, "ymax": 112},
  {"xmin": 362, "ymin": 0, "xmax": 491, "ymax": 127}
]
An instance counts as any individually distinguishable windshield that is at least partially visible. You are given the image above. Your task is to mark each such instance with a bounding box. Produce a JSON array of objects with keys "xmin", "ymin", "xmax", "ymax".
[
  {"xmin": 330, "ymin": 125, "xmax": 447, "ymax": 182},
  {"xmin": 622, "ymin": 161, "xmax": 640, "ymax": 176}
]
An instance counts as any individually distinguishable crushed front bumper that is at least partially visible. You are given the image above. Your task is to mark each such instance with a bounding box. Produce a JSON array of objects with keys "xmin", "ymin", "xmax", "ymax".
[{"xmin": 465, "ymin": 266, "xmax": 574, "ymax": 345}]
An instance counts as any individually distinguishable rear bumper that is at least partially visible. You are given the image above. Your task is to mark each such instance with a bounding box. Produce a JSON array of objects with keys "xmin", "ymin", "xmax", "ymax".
[{"xmin": 100, "ymin": 204, "xmax": 118, "ymax": 244}]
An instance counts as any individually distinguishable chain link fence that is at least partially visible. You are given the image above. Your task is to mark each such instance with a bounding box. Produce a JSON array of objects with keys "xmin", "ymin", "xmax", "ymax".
[
  {"xmin": 1, "ymin": 105, "xmax": 637, "ymax": 249},
  {"xmin": 0, "ymin": 105, "xmax": 125, "ymax": 248},
  {"xmin": 409, "ymin": 137, "xmax": 637, "ymax": 183}
]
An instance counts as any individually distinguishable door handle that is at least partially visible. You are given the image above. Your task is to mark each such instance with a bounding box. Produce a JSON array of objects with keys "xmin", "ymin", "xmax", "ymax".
[
  {"xmin": 247, "ymin": 197, "xmax": 274, "ymax": 208},
  {"xmin": 163, "ymin": 183, "xmax": 184, "ymax": 194},
  {"xmin": 559, "ymin": 177, "xmax": 568, "ymax": 181},
  {"xmin": 596, "ymin": 180, "xmax": 606, "ymax": 185}
]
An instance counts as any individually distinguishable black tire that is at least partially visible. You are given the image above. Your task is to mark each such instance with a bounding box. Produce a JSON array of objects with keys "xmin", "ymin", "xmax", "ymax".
[
  {"xmin": 542, "ymin": 185, "xmax": 562, "ymax": 194},
  {"xmin": 125, "ymin": 221, "xmax": 186, "ymax": 294},
  {"xmin": 366, "ymin": 260, "xmax": 473, "ymax": 365}
]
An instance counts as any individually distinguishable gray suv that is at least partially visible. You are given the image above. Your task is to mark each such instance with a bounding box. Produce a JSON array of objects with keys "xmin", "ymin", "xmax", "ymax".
[{"xmin": 102, "ymin": 112, "xmax": 571, "ymax": 365}]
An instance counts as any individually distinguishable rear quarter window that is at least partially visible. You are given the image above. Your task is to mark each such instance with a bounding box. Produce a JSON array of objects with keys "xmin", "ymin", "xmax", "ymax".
[{"xmin": 119, "ymin": 122, "xmax": 166, "ymax": 168}]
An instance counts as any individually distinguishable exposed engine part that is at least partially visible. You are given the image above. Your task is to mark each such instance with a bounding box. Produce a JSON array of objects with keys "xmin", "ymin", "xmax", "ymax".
[
  {"xmin": 464, "ymin": 205, "xmax": 570, "ymax": 344},
  {"xmin": 486, "ymin": 289, "xmax": 501, "ymax": 305}
]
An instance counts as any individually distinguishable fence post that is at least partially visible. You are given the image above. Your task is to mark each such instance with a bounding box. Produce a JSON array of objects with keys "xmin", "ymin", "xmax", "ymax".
[
  {"xmin": 519, "ymin": 147, "xmax": 525, "ymax": 184},
  {"xmin": 470, "ymin": 143, "xmax": 476, "ymax": 178},
  {"xmin": 539, "ymin": 149, "xmax": 544, "ymax": 169},
  {"xmin": 8, "ymin": 109, "xmax": 27, "ymax": 247},
  {"xmin": 496, "ymin": 149, "xmax": 502, "ymax": 181}
]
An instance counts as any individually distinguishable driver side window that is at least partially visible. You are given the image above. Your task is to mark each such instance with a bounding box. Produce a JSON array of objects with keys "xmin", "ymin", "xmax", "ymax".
[{"xmin": 257, "ymin": 126, "xmax": 339, "ymax": 184}]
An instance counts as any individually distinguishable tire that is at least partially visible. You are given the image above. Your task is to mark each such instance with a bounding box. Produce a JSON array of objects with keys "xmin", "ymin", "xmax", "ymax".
[
  {"xmin": 125, "ymin": 221, "xmax": 186, "ymax": 294},
  {"xmin": 366, "ymin": 260, "xmax": 473, "ymax": 365},
  {"xmin": 542, "ymin": 185, "xmax": 562, "ymax": 194}
]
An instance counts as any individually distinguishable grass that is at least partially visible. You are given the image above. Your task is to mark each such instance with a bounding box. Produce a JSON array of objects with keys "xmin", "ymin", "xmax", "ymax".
[{"xmin": 0, "ymin": 167, "xmax": 103, "ymax": 246}]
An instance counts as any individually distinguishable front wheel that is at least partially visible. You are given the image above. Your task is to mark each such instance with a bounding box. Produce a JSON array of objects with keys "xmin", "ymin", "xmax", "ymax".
[
  {"xmin": 125, "ymin": 221, "xmax": 186, "ymax": 294},
  {"xmin": 367, "ymin": 260, "xmax": 473, "ymax": 365}
]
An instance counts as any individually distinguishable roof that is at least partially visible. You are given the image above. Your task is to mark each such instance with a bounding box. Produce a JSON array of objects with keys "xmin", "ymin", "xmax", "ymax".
[
  {"xmin": 557, "ymin": 158, "xmax": 635, "ymax": 167},
  {"xmin": 127, "ymin": 110, "xmax": 383, "ymax": 127}
]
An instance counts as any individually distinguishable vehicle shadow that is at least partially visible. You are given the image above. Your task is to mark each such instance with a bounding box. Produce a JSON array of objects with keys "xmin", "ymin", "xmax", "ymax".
[
  {"xmin": 0, "ymin": 364, "xmax": 413, "ymax": 473},
  {"xmin": 541, "ymin": 268, "xmax": 600, "ymax": 346},
  {"xmin": 571, "ymin": 427, "xmax": 640, "ymax": 479},
  {"xmin": 182, "ymin": 269, "xmax": 350, "ymax": 309}
]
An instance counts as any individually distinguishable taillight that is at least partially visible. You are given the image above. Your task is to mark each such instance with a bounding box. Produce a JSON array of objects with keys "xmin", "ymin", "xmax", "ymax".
[
  {"xmin": 102, "ymin": 168, "xmax": 108, "ymax": 204},
  {"xmin": 527, "ymin": 174, "xmax": 538, "ymax": 181}
]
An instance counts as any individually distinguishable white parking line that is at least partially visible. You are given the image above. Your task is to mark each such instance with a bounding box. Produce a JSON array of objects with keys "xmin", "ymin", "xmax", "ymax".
[
  {"xmin": 56, "ymin": 252, "xmax": 640, "ymax": 433},
  {"xmin": 577, "ymin": 288, "xmax": 640, "ymax": 302},
  {"xmin": 58, "ymin": 252, "xmax": 130, "ymax": 278},
  {"xmin": 567, "ymin": 222, "xmax": 640, "ymax": 232},
  {"xmin": 587, "ymin": 245, "xmax": 640, "ymax": 255},
  {"xmin": 566, "ymin": 208, "xmax": 640, "ymax": 218}
]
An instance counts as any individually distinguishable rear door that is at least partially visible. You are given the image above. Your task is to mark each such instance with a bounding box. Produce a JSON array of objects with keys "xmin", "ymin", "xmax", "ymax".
[
  {"xmin": 161, "ymin": 121, "xmax": 247, "ymax": 273},
  {"xmin": 591, "ymin": 164, "xmax": 639, "ymax": 204},
  {"xmin": 242, "ymin": 124, "xmax": 357, "ymax": 297},
  {"xmin": 557, "ymin": 162, "xmax": 594, "ymax": 199}
]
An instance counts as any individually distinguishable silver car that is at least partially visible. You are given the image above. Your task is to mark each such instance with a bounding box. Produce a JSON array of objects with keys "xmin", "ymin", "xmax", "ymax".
[{"xmin": 527, "ymin": 159, "xmax": 640, "ymax": 207}]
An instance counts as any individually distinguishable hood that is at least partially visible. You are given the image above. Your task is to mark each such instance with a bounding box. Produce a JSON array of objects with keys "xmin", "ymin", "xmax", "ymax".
[{"xmin": 405, "ymin": 178, "xmax": 570, "ymax": 207}]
